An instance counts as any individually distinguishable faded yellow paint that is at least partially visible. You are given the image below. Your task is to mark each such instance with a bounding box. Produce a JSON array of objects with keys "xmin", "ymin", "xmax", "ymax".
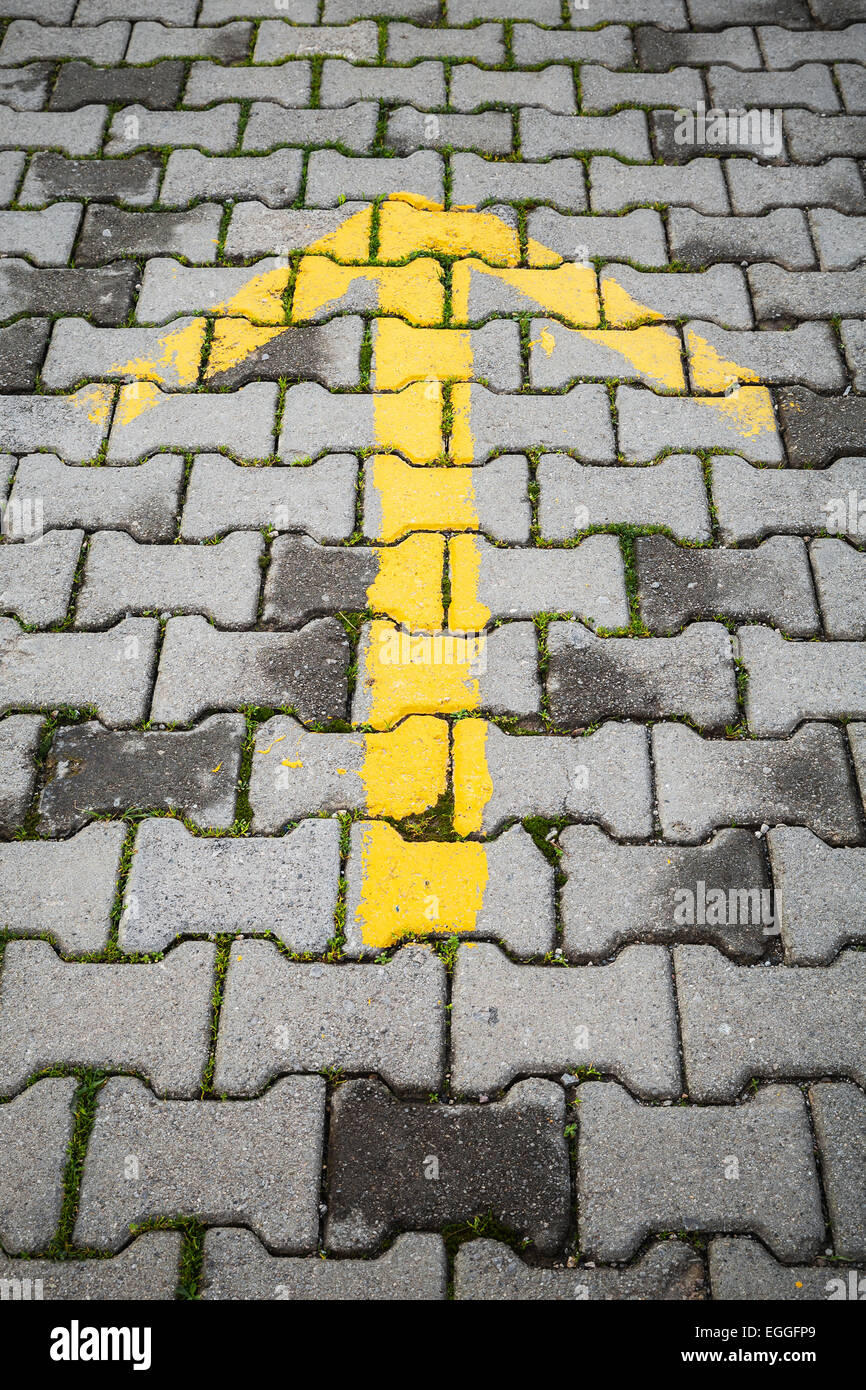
[
  {"xmin": 359, "ymin": 715, "xmax": 449, "ymax": 818},
  {"xmin": 449, "ymin": 382, "xmax": 474, "ymax": 465},
  {"xmin": 686, "ymin": 327, "xmax": 760, "ymax": 393},
  {"xmin": 307, "ymin": 204, "xmax": 373, "ymax": 261},
  {"xmin": 206, "ymin": 319, "xmax": 283, "ymax": 379},
  {"xmin": 580, "ymin": 326, "xmax": 686, "ymax": 391},
  {"xmin": 218, "ymin": 263, "xmax": 291, "ymax": 323},
  {"xmin": 111, "ymin": 319, "xmax": 206, "ymax": 388},
  {"xmin": 452, "ymin": 718, "xmax": 494, "ymax": 837},
  {"xmin": 291, "ymin": 258, "xmax": 444, "ymax": 325},
  {"xmin": 702, "ymin": 385, "xmax": 778, "ymax": 440},
  {"xmin": 361, "ymin": 618, "xmax": 484, "ymax": 728},
  {"xmin": 447, "ymin": 534, "xmax": 490, "ymax": 631},
  {"xmin": 369, "ymin": 455, "xmax": 480, "ymax": 543},
  {"xmin": 115, "ymin": 380, "xmax": 160, "ymax": 427},
  {"xmin": 377, "ymin": 198, "xmax": 521, "ymax": 265},
  {"xmin": 373, "ymin": 382, "xmax": 443, "ymax": 462},
  {"xmin": 601, "ymin": 276, "xmax": 663, "ymax": 328},
  {"xmin": 452, "ymin": 260, "xmax": 600, "ymax": 326},
  {"xmin": 353, "ymin": 820, "xmax": 489, "ymax": 948},
  {"xmin": 526, "ymin": 238, "xmax": 563, "ymax": 268},
  {"xmin": 77, "ymin": 384, "xmax": 114, "ymax": 426},
  {"xmin": 372, "ymin": 319, "xmax": 473, "ymax": 390},
  {"xmin": 368, "ymin": 534, "xmax": 445, "ymax": 630}
]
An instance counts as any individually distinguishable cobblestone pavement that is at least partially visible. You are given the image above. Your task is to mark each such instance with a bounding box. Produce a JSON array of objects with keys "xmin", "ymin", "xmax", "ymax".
[{"xmin": 0, "ymin": 0, "xmax": 864, "ymax": 1306}]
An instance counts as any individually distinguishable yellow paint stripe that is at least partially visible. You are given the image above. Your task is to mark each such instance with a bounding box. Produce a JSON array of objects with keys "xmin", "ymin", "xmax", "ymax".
[
  {"xmin": 362, "ymin": 618, "xmax": 483, "ymax": 729},
  {"xmin": 359, "ymin": 715, "xmax": 449, "ymax": 818},
  {"xmin": 110, "ymin": 319, "xmax": 206, "ymax": 388},
  {"xmin": 686, "ymin": 326, "xmax": 760, "ymax": 392},
  {"xmin": 377, "ymin": 199, "xmax": 521, "ymax": 265},
  {"xmin": 372, "ymin": 382, "xmax": 443, "ymax": 462},
  {"xmin": 601, "ymin": 275, "xmax": 663, "ymax": 328},
  {"xmin": 452, "ymin": 260, "xmax": 600, "ymax": 326},
  {"xmin": 447, "ymin": 534, "xmax": 490, "ymax": 631},
  {"xmin": 367, "ymin": 534, "xmax": 445, "ymax": 630},
  {"xmin": 308, "ymin": 205, "xmax": 373, "ymax": 261},
  {"xmin": 291, "ymin": 258, "xmax": 445, "ymax": 325},
  {"xmin": 369, "ymin": 454, "xmax": 480, "ymax": 543},
  {"xmin": 372, "ymin": 319, "xmax": 473, "ymax": 390},
  {"xmin": 218, "ymin": 264, "xmax": 291, "ymax": 323},
  {"xmin": 701, "ymin": 385, "xmax": 778, "ymax": 440},
  {"xmin": 205, "ymin": 319, "xmax": 284, "ymax": 380},
  {"xmin": 579, "ymin": 326, "xmax": 686, "ymax": 391},
  {"xmin": 354, "ymin": 820, "xmax": 488, "ymax": 948},
  {"xmin": 452, "ymin": 718, "xmax": 494, "ymax": 837},
  {"xmin": 449, "ymin": 382, "xmax": 475, "ymax": 465}
]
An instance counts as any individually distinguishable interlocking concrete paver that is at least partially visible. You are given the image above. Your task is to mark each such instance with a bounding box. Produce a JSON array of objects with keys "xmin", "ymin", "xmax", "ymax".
[
  {"xmin": 125, "ymin": 21, "xmax": 251, "ymax": 63},
  {"xmin": 712, "ymin": 455, "xmax": 866, "ymax": 543},
  {"xmin": 810, "ymin": 538, "xmax": 866, "ymax": 638},
  {"xmin": 777, "ymin": 385, "xmax": 866, "ymax": 466},
  {"xmin": 254, "ymin": 19, "xmax": 375, "ymax": 62},
  {"xmin": 739, "ymin": 625, "xmax": 866, "ymax": 734},
  {"xmin": 75, "ymin": 203, "xmax": 223, "ymax": 266},
  {"xmin": 455, "ymin": 1239, "xmax": 705, "ymax": 1301},
  {"xmin": 201, "ymin": 1230, "xmax": 446, "ymax": 1301},
  {"xmin": 387, "ymin": 108, "xmax": 512, "ymax": 157},
  {"xmin": 0, "ymin": 822, "xmax": 125, "ymax": 954},
  {"xmin": 809, "ymin": 1082, "xmax": 866, "ymax": 1260},
  {"xmin": 601, "ymin": 262, "xmax": 752, "ymax": 327},
  {"xmin": 685, "ymin": 320, "xmax": 845, "ymax": 391},
  {"xmin": 617, "ymin": 385, "xmax": 783, "ymax": 463},
  {"xmin": 749, "ymin": 265, "xmax": 866, "ymax": 320},
  {"xmin": 0, "ymin": 259, "xmax": 137, "ymax": 324},
  {"xmin": 668, "ymin": 208, "xmax": 815, "ymax": 269},
  {"xmin": 590, "ymin": 156, "xmax": 730, "ymax": 214},
  {"xmin": 183, "ymin": 62, "xmax": 310, "ymax": 108},
  {"xmin": 160, "ymin": 151, "xmax": 303, "ymax": 209},
  {"xmin": 0, "ymin": 617, "xmax": 157, "ymax": 726},
  {"xmin": 180, "ymin": 453, "xmax": 357, "ymax": 544},
  {"xmin": 727, "ymin": 157, "xmax": 864, "ymax": 213},
  {"xmin": 709, "ymin": 1238, "xmax": 855, "ymax": 1301},
  {"xmin": 105, "ymin": 382, "xmax": 278, "ymax": 463},
  {"xmin": 0, "ymin": 107, "xmax": 108, "ymax": 156},
  {"xmin": 810, "ymin": 209, "xmax": 866, "ymax": 269},
  {"xmin": 451, "ymin": 155, "xmax": 587, "ymax": 211},
  {"xmin": 244, "ymin": 103, "xmax": 378, "ymax": 154},
  {"xmin": 450, "ymin": 65, "xmax": 576, "ymax": 115},
  {"xmin": 0, "ymin": 528, "xmax": 82, "ymax": 626},
  {"xmin": 0, "ymin": 204, "xmax": 81, "ymax": 265},
  {"xmin": 768, "ymin": 827, "xmax": 866, "ymax": 964},
  {"xmin": 0, "ymin": 318, "xmax": 48, "ymax": 390},
  {"xmin": 0, "ymin": 385, "xmax": 112, "ymax": 461},
  {"xmin": 527, "ymin": 207, "xmax": 667, "ymax": 268},
  {"xmin": 0, "ymin": 712, "xmax": 41, "ymax": 833},
  {"xmin": 538, "ymin": 454, "xmax": 712, "ymax": 543},
  {"xmin": 19, "ymin": 149, "xmax": 162, "ymax": 207},
  {"xmin": 0, "ymin": 1233, "xmax": 182, "ymax": 1301},
  {"xmin": 448, "ymin": 533, "xmax": 629, "ymax": 630},
  {"xmin": 0, "ymin": 1078, "xmax": 76, "ymax": 1255},
  {"xmin": 49, "ymin": 59, "xmax": 184, "ymax": 112},
  {"xmin": 8, "ymin": 452, "xmax": 184, "ymax": 542},
  {"xmin": 513, "ymin": 23, "xmax": 633, "ymax": 66}
]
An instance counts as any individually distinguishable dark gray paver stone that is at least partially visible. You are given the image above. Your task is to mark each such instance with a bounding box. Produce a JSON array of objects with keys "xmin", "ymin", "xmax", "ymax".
[
  {"xmin": 767, "ymin": 827, "xmax": 866, "ymax": 964},
  {"xmin": 0, "ymin": 259, "xmax": 137, "ymax": 324},
  {"xmin": 201, "ymin": 1230, "xmax": 447, "ymax": 1301},
  {"xmin": 0, "ymin": 823, "xmax": 125, "ymax": 954},
  {"xmin": 213, "ymin": 942, "xmax": 445, "ymax": 1097},
  {"xmin": 777, "ymin": 385, "xmax": 866, "ymax": 467},
  {"xmin": 38, "ymin": 715, "xmax": 245, "ymax": 835},
  {"xmin": 560, "ymin": 825, "xmax": 771, "ymax": 963},
  {"xmin": 577, "ymin": 1081, "xmax": 824, "ymax": 1263},
  {"xmin": 0, "ymin": 940, "xmax": 216, "ymax": 1098},
  {"xmin": 0, "ymin": 319, "xmax": 49, "ymax": 390},
  {"xmin": 454, "ymin": 1238, "xmax": 705, "ymax": 1301},
  {"xmin": 49, "ymin": 60, "xmax": 184, "ymax": 111},
  {"xmin": 809, "ymin": 1082, "xmax": 866, "ymax": 1261},
  {"xmin": 19, "ymin": 151, "xmax": 162, "ymax": 208},
  {"xmin": 667, "ymin": 208, "xmax": 814, "ymax": 270},
  {"xmin": 325, "ymin": 1078, "xmax": 569, "ymax": 1256},
  {"xmin": 0, "ymin": 1077, "xmax": 76, "ymax": 1255},
  {"xmin": 635, "ymin": 534, "xmax": 819, "ymax": 636},
  {"xmin": 675, "ymin": 946, "xmax": 866, "ymax": 1100},
  {"xmin": 75, "ymin": 204, "xmax": 223, "ymax": 266},
  {"xmin": 73, "ymin": 1076, "xmax": 325, "ymax": 1254},
  {"xmin": 206, "ymin": 318, "xmax": 363, "ymax": 391}
]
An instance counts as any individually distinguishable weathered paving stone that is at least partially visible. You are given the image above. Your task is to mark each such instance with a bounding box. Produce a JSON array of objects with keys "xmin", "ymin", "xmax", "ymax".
[
  {"xmin": 181, "ymin": 454, "xmax": 357, "ymax": 544},
  {"xmin": 636, "ymin": 23, "xmax": 760, "ymax": 68},
  {"xmin": 0, "ymin": 385, "xmax": 112, "ymax": 462},
  {"xmin": 75, "ymin": 204, "xmax": 222, "ymax": 267},
  {"xmin": 0, "ymin": 318, "xmax": 47, "ymax": 390},
  {"xmin": 213, "ymin": 942, "xmax": 445, "ymax": 1096},
  {"xmin": 451, "ymin": 385, "xmax": 615, "ymax": 465},
  {"xmin": 150, "ymin": 615, "xmax": 348, "ymax": 726},
  {"xmin": 49, "ymin": 59, "xmax": 185, "ymax": 112},
  {"xmin": 451, "ymin": 260, "xmax": 596, "ymax": 326},
  {"xmin": 708, "ymin": 62, "xmax": 839, "ymax": 112},
  {"xmin": 0, "ymin": 618, "xmax": 157, "ymax": 726},
  {"xmin": 0, "ymin": 713, "xmax": 41, "ymax": 834},
  {"xmin": 320, "ymin": 57, "xmax": 445, "ymax": 109},
  {"xmin": 582, "ymin": 65, "xmax": 705, "ymax": 112},
  {"xmin": 388, "ymin": 21, "xmax": 504, "ymax": 62},
  {"xmin": 784, "ymin": 112, "xmax": 866, "ymax": 163},
  {"xmin": 777, "ymin": 386, "xmax": 866, "ymax": 467},
  {"xmin": 590, "ymin": 157, "xmax": 729, "ymax": 214},
  {"xmin": 248, "ymin": 714, "xmax": 448, "ymax": 829},
  {"xmin": 38, "ymin": 714, "xmax": 245, "ymax": 835},
  {"xmin": 0, "ymin": 19, "xmax": 128, "ymax": 63},
  {"xmin": 652, "ymin": 720, "xmax": 864, "ymax": 845},
  {"xmin": 852, "ymin": 725, "xmax": 866, "ymax": 811},
  {"xmin": 450, "ymin": 155, "xmax": 587, "ymax": 213},
  {"xmin": 0, "ymin": 107, "xmax": 107, "ymax": 156},
  {"xmin": 0, "ymin": 260, "xmax": 137, "ymax": 325},
  {"xmin": 559, "ymin": 825, "xmax": 771, "ymax": 963},
  {"xmin": 454, "ymin": 1238, "xmax": 705, "ymax": 1301},
  {"xmin": 452, "ymin": 942, "xmax": 680, "ymax": 1100},
  {"xmin": 452, "ymin": 719, "xmax": 653, "ymax": 839},
  {"xmin": 449, "ymin": 534, "xmax": 629, "ymax": 630},
  {"xmin": 0, "ymin": 940, "xmax": 216, "ymax": 1098},
  {"xmin": 841, "ymin": 319, "xmax": 866, "ymax": 389},
  {"xmin": 19, "ymin": 151, "xmax": 162, "ymax": 208},
  {"xmin": 183, "ymin": 62, "xmax": 310, "ymax": 108},
  {"xmin": 125, "ymin": 21, "xmax": 252, "ymax": 63},
  {"xmin": 373, "ymin": 455, "xmax": 531, "ymax": 544},
  {"xmin": 686, "ymin": 320, "xmax": 845, "ymax": 392},
  {"xmin": 836, "ymin": 61, "xmax": 866, "ymax": 112},
  {"xmin": 120, "ymin": 817, "xmax": 340, "ymax": 955},
  {"xmin": 0, "ymin": 1232, "xmax": 183, "ymax": 1301},
  {"xmin": 262, "ymin": 533, "xmax": 442, "ymax": 629},
  {"xmin": 809, "ymin": 1082, "xmax": 866, "ymax": 1261},
  {"xmin": 105, "ymin": 382, "xmax": 277, "ymax": 464},
  {"xmin": 0, "ymin": 529, "xmax": 82, "ymax": 626},
  {"xmin": 529, "ymin": 319, "xmax": 684, "ymax": 391},
  {"xmin": 323, "ymin": 0, "xmax": 436, "ymax": 15},
  {"xmin": 727, "ymin": 158, "xmax": 865, "ymax": 214},
  {"xmin": 635, "ymin": 535, "xmax": 819, "ymax": 637},
  {"xmin": 538, "ymin": 454, "xmax": 712, "ymax": 544},
  {"xmin": 708, "ymin": 1238, "xmax": 851, "ymax": 1301},
  {"xmin": 225, "ymin": 202, "xmax": 373, "ymax": 261},
  {"xmin": 8, "ymin": 453, "xmax": 184, "ymax": 543},
  {"xmin": 135, "ymin": 254, "xmax": 290, "ymax": 322},
  {"xmin": 712, "ymin": 455, "xmax": 866, "ymax": 543},
  {"xmin": 577, "ymin": 1081, "xmax": 824, "ymax": 1262},
  {"xmin": 526, "ymin": 207, "xmax": 667, "ymax": 268},
  {"xmin": 200, "ymin": 1229, "xmax": 447, "ymax": 1301},
  {"xmin": 76, "ymin": 531, "xmax": 263, "ymax": 628},
  {"xmin": 386, "ymin": 108, "xmax": 512, "ymax": 156},
  {"xmin": 207, "ymin": 318, "xmax": 363, "ymax": 391},
  {"xmin": 0, "ymin": 62, "xmax": 52, "ymax": 112},
  {"xmin": 279, "ymin": 384, "xmax": 441, "ymax": 464},
  {"xmin": 351, "ymin": 619, "xmax": 540, "ymax": 730},
  {"xmin": 325, "ymin": 1078, "xmax": 569, "ymax": 1256},
  {"xmin": 0, "ymin": 204, "xmax": 81, "ymax": 265},
  {"xmin": 450, "ymin": 64, "xmax": 576, "ymax": 115},
  {"xmin": 0, "ymin": 150, "xmax": 23, "ymax": 206},
  {"xmin": 0, "ymin": 823, "xmax": 124, "ymax": 953},
  {"xmin": 255, "ymin": 18, "xmax": 377, "ymax": 61},
  {"xmin": 104, "ymin": 105, "xmax": 240, "ymax": 156},
  {"xmin": 243, "ymin": 103, "xmax": 378, "ymax": 155},
  {"xmin": 739, "ymin": 625, "xmax": 866, "ymax": 735},
  {"xmin": 82, "ymin": 0, "xmax": 196, "ymax": 16},
  {"xmin": 73, "ymin": 1075, "xmax": 325, "ymax": 1254},
  {"xmin": 601, "ymin": 262, "xmax": 752, "ymax": 327},
  {"xmin": 767, "ymin": 827, "xmax": 866, "ymax": 964},
  {"xmin": 160, "ymin": 151, "xmax": 303, "ymax": 209},
  {"xmin": 675, "ymin": 946, "xmax": 866, "ymax": 1101},
  {"xmin": 513, "ymin": 22, "xmax": 633, "ymax": 66},
  {"xmin": 617, "ymin": 386, "xmax": 782, "ymax": 464},
  {"xmin": 344, "ymin": 821, "xmax": 555, "ymax": 958},
  {"xmin": 305, "ymin": 151, "xmax": 443, "ymax": 207},
  {"xmin": 760, "ymin": 21, "xmax": 866, "ymax": 65},
  {"xmin": 810, "ymin": 539, "xmax": 866, "ymax": 639},
  {"xmin": 371, "ymin": 319, "xmax": 521, "ymax": 393},
  {"xmin": 547, "ymin": 622, "xmax": 737, "ymax": 731},
  {"xmin": 667, "ymin": 208, "xmax": 815, "ymax": 270},
  {"xmin": 0, "ymin": 1077, "xmax": 75, "ymax": 1255},
  {"xmin": 809, "ymin": 209, "xmax": 866, "ymax": 270},
  {"xmin": 749, "ymin": 266, "xmax": 866, "ymax": 320},
  {"xmin": 691, "ymin": 0, "xmax": 810, "ymax": 23},
  {"xmin": 43, "ymin": 316, "xmax": 207, "ymax": 390}
]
